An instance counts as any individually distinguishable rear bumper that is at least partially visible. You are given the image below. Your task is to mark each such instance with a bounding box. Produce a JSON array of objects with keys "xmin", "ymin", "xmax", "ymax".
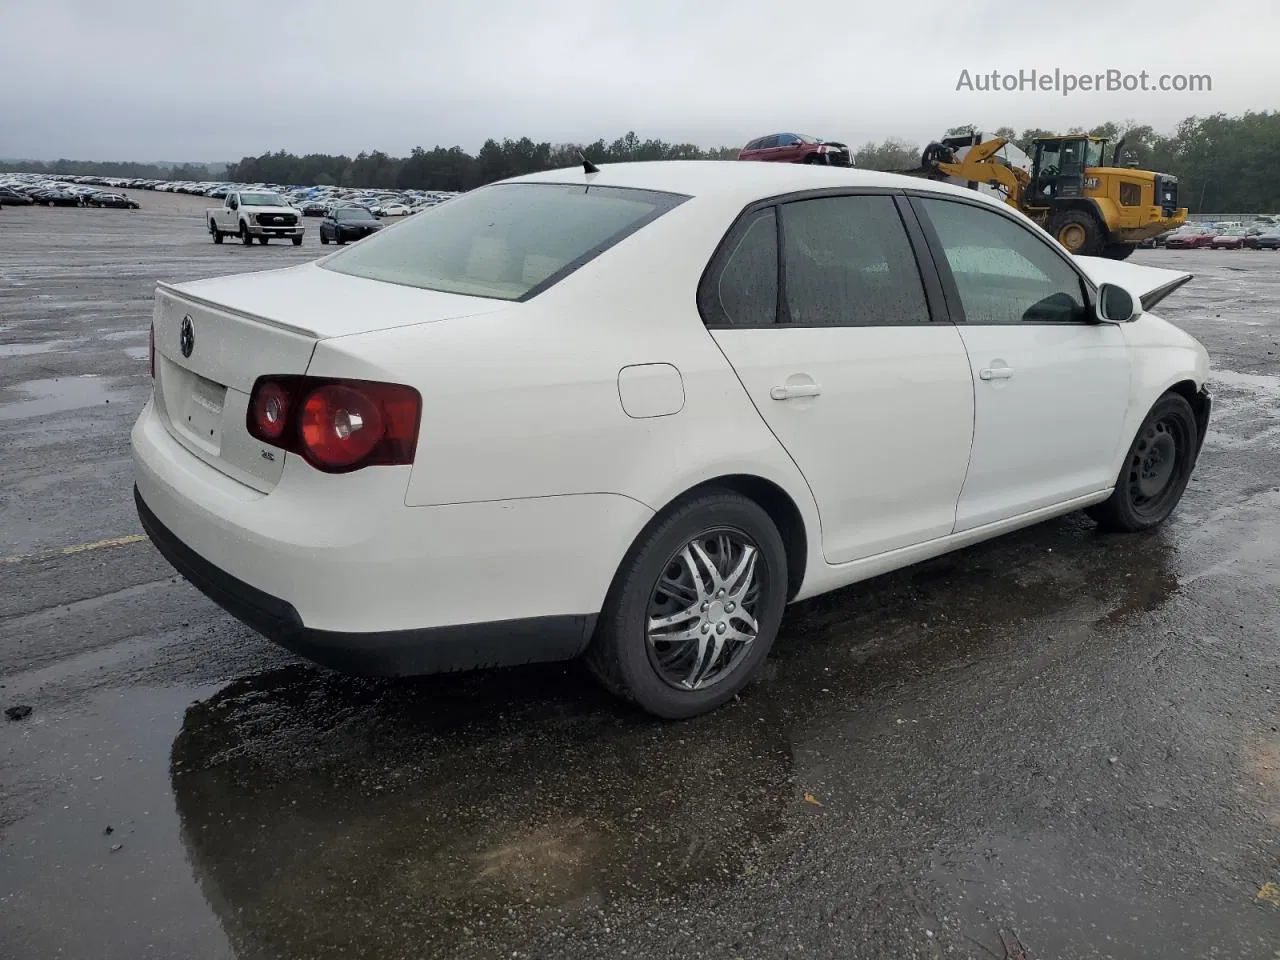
[
  {"xmin": 135, "ymin": 486, "xmax": 595, "ymax": 675},
  {"xmin": 131, "ymin": 398, "xmax": 651, "ymax": 674}
]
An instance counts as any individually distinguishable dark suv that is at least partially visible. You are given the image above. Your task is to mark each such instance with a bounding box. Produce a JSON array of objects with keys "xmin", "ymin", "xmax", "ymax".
[{"xmin": 738, "ymin": 133, "xmax": 851, "ymax": 166}]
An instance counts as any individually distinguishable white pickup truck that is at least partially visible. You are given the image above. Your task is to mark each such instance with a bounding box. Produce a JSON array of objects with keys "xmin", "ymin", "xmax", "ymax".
[{"xmin": 207, "ymin": 190, "xmax": 304, "ymax": 246}]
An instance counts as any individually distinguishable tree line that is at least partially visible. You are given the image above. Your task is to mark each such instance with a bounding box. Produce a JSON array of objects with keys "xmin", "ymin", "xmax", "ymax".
[{"xmin": 5, "ymin": 111, "xmax": 1277, "ymax": 212}]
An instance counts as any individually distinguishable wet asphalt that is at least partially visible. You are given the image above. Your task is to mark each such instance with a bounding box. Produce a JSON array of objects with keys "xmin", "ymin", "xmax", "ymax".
[{"xmin": 1, "ymin": 203, "xmax": 1278, "ymax": 959}]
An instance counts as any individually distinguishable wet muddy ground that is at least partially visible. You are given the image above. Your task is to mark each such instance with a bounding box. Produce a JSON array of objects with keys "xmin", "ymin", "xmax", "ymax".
[{"xmin": 1, "ymin": 205, "xmax": 1278, "ymax": 959}]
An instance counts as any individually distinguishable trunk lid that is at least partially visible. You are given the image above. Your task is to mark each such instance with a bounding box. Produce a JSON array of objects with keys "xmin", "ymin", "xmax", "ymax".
[
  {"xmin": 1073, "ymin": 256, "xmax": 1193, "ymax": 311},
  {"xmin": 173, "ymin": 261, "xmax": 506, "ymax": 338},
  {"xmin": 151, "ymin": 265, "xmax": 505, "ymax": 492}
]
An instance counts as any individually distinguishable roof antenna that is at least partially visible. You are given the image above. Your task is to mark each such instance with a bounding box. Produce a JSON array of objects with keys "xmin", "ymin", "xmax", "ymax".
[{"xmin": 579, "ymin": 152, "xmax": 599, "ymax": 175}]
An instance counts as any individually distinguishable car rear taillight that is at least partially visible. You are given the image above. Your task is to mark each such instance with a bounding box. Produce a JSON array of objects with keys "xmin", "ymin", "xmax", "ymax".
[
  {"xmin": 247, "ymin": 376, "xmax": 421, "ymax": 473},
  {"xmin": 149, "ymin": 324, "xmax": 155, "ymax": 378}
]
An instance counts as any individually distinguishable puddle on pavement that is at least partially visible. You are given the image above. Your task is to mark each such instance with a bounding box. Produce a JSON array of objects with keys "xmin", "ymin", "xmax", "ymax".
[
  {"xmin": 0, "ymin": 517, "xmax": 1222, "ymax": 959},
  {"xmin": 0, "ymin": 377, "xmax": 131, "ymax": 421},
  {"xmin": 169, "ymin": 665, "xmax": 794, "ymax": 958},
  {"xmin": 0, "ymin": 340, "xmax": 69, "ymax": 358},
  {"xmin": 1210, "ymin": 368, "xmax": 1280, "ymax": 393}
]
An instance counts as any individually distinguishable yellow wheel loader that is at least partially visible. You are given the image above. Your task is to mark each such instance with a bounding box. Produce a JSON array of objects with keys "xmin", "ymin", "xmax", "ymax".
[{"xmin": 907, "ymin": 131, "xmax": 1188, "ymax": 259}]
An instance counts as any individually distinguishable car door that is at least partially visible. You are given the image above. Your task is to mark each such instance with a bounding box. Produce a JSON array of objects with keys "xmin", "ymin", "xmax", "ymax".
[
  {"xmin": 703, "ymin": 192, "xmax": 975, "ymax": 564},
  {"xmin": 911, "ymin": 195, "xmax": 1132, "ymax": 532}
]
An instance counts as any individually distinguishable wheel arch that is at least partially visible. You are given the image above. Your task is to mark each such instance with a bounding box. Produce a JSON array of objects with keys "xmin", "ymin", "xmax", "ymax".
[{"xmin": 630, "ymin": 474, "xmax": 811, "ymax": 602}]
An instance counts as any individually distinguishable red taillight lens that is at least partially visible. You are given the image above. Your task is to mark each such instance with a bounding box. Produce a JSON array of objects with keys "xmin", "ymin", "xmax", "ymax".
[
  {"xmin": 301, "ymin": 384, "xmax": 384, "ymax": 468},
  {"xmin": 149, "ymin": 324, "xmax": 155, "ymax": 379},
  {"xmin": 246, "ymin": 376, "xmax": 421, "ymax": 473},
  {"xmin": 251, "ymin": 380, "xmax": 291, "ymax": 441}
]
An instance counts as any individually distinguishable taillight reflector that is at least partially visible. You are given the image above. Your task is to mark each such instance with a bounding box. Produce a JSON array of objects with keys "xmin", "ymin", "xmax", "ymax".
[{"xmin": 246, "ymin": 376, "xmax": 421, "ymax": 473}]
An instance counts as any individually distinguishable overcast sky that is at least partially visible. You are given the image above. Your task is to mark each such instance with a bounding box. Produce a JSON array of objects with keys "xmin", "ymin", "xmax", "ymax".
[{"xmin": 2, "ymin": 0, "xmax": 1277, "ymax": 162}]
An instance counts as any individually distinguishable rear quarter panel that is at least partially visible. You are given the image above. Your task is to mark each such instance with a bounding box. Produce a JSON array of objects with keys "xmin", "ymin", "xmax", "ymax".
[{"xmin": 303, "ymin": 196, "xmax": 824, "ymax": 575}]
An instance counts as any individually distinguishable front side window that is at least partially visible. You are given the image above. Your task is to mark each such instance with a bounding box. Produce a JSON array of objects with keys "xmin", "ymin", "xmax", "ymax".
[
  {"xmin": 779, "ymin": 195, "xmax": 930, "ymax": 326},
  {"xmin": 918, "ymin": 197, "xmax": 1089, "ymax": 324},
  {"xmin": 321, "ymin": 182, "xmax": 686, "ymax": 301},
  {"xmin": 1119, "ymin": 182, "xmax": 1142, "ymax": 206}
]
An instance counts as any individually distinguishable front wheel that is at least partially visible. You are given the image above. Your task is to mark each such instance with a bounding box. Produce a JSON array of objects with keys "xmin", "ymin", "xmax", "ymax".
[
  {"xmin": 1086, "ymin": 393, "xmax": 1199, "ymax": 532},
  {"xmin": 586, "ymin": 491, "xmax": 789, "ymax": 719},
  {"xmin": 258, "ymin": 236, "xmax": 268, "ymax": 245},
  {"xmin": 291, "ymin": 235, "xmax": 303, "ymax": 246},
  {"xmin": 320, "ymin": 233, "xmax": 329, "ymax": 245},
  {"xmin": 240, "ymin": 224, "xmax": 253, "ymax": 246}
]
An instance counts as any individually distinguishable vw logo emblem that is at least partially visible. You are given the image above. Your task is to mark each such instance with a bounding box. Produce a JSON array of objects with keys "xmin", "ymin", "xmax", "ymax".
[{"xmin": 179, "ymin": 315, "xmax": 195, "ymax": 358}]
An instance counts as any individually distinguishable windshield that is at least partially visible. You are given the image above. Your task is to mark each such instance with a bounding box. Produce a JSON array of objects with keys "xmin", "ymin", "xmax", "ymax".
[
  {"xmin": 336, "ymin": 208, "xmax": 376, "ymax": 221},
  {"xmin": 320, "ymin": 182, "xmax": 686, "ymax": 301},
  {"xmin": 239, "ymin": 192, "xmax": 285, "ymax": 206}
]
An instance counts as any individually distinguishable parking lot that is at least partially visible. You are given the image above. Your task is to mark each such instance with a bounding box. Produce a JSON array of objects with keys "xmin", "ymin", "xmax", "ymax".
[{"xmin": 1, "ymin": 200, "xmax": 1278, "ymax": 959}]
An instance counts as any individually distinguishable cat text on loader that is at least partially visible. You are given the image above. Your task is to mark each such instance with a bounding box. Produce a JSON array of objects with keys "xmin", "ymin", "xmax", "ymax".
[{"xmin": 911, "ymin": 132, "xmax": 1188, "ymax": 259}]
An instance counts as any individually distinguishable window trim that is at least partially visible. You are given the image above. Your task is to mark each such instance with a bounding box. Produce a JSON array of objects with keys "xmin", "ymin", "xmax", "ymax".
[
  {"xmin": 906, "ymin": 190, "xmax": 1100, "ymax": 326},
  {"xmin": 697, "ymin": 187, "xmax": 949, "ymax": 330}
]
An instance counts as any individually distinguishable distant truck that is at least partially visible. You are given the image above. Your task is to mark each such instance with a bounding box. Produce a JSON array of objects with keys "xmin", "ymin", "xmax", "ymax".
[{"xmin": 207, "ymin": 190, "xmax": 304, "ymax": 246}]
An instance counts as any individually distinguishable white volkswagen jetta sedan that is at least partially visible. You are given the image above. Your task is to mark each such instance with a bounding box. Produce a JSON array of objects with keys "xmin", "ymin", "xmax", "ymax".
[{"xmin": 133, "ymin": 161, "xmax": 1211, "ymax": 718}]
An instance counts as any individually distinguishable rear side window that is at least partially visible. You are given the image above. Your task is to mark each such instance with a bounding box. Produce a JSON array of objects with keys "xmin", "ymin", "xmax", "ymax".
[
  {"xmin": 320, "ymin": 182, "xmax": 686, "ymax": 301},
  {"xmin": 704, "ymin": 208, "xmax": 779, "ymax": 327},
  {"xmin": 779, "ymin": 195, "xmax": 930, "ymax": 326}
]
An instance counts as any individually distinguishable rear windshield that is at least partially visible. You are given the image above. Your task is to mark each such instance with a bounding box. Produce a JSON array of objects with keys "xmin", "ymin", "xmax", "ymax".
[{"xmin": 319, "ymin": 182, "xmax": 687, "ymax": 301}]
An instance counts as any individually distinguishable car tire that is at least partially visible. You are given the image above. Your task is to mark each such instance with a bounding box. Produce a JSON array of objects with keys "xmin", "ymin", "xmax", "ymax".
[
  {"xmin": 291, "ymin": 236, "xmax": 303, "ymax": 246},
  {"xmin": 258, "ymin": 237, "xmax": 268, "ymax": 245},
  {"xmin": 1046, "ymin": 209, "xmax": 1105, "ymax": 256},
  {"xmin": 320, "ymin": 232, "xmax": 329, "ymax": 245},
  {"xmin": 335, "ymin": 231, "xmax": 346, "ymax": 245},
  {"xmin": 211, "ymin": 223, "xmax": 223, "ymax": 244},
  {"xmin": 240, "ymin": 224, "xmax": 253, "ymax": 246},
  {"xmin": 585, "ymin": 490, "xmax": 789, "ymax": 720},
  {"xmin": 1086, "ymin": 393, "xmax": 1199, "ymax": 533}
]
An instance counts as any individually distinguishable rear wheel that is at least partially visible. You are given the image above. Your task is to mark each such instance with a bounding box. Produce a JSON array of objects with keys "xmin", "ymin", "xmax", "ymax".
[
  {"xmin": 586, "ymin": 490, "xmax": 788, "ymax": 719},
  {"xmin": 1086, "ymin": 393, "xmax": 1198, "ymax": 532},
  {"xmin": 210, "ymin": 221, "xmax": 223, "ymax": 244},
  {"xmin": 1047, "ymin": 209, "xmax": 1105, "ymax": 256}
]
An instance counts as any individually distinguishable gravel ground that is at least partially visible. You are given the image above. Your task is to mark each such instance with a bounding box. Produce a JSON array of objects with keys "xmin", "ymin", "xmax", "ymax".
[{"xmin": 1, "ymin": 202, "xmax": 1278, "ymax": 960}]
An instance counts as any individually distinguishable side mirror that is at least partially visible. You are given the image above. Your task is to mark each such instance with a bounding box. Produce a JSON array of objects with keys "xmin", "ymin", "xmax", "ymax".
[{"xmin": 1096, "ymin": 282, "xmax": 1137, "ymax": 323}]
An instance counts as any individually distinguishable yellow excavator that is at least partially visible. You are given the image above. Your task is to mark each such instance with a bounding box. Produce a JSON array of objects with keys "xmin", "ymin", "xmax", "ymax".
[{"xmin": 906, "ymin": 131, "xmax": 1187, "ymax": 259}]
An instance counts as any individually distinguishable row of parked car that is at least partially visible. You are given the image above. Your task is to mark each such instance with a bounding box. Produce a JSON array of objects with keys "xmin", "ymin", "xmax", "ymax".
[
  {"xmin": 0, "ymin": 176, "xmax": 141, "ymax": 209},
  {"xmin": 0, "ymin": 171, "xmax": 460, "ymax": 219},
  {"xmin": 1152, "ymin": 218, "xmax": 1280, "ymax": 250}
]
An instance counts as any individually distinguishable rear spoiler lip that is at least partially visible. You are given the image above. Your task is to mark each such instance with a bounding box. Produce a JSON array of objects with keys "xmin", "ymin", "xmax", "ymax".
[{"xmin": 156, "ymin": 280, "xmax": 319, "ymax": 339}]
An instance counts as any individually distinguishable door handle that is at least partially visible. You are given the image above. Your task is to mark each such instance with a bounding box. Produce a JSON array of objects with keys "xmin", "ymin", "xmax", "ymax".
[
  {"xmin": 978, "ymin": 366, "xmax": 1015, "ymax": 381},
  {"xmin": 770, "ymin": 383, "xmax": 822, "ymax": 400}
]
